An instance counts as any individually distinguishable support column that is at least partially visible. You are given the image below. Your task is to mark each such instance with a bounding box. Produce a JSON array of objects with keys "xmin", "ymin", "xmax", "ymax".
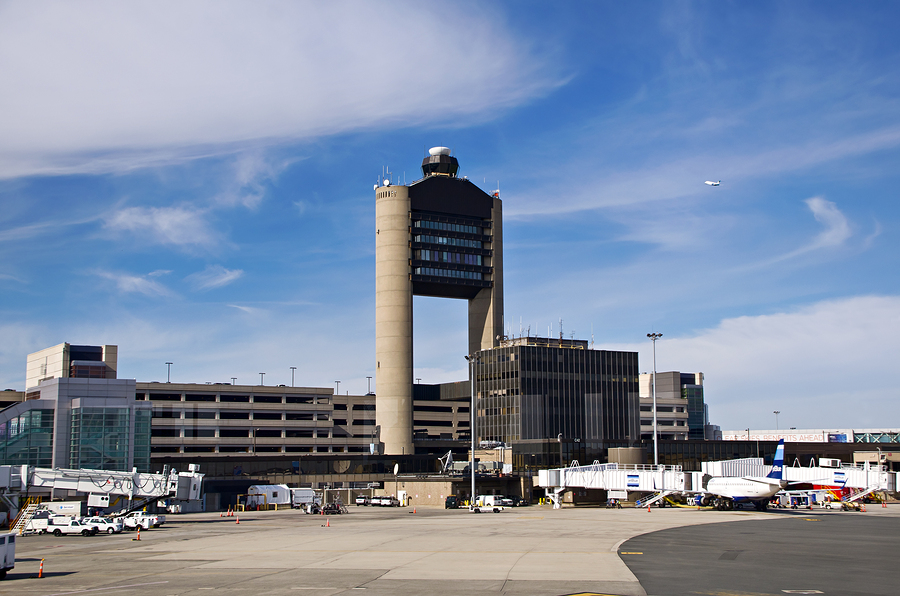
[
  {"xmin": 468, "ymin": 196, "xmax": 504, "ymax": 353},
  {"xmin": 375, "ymin": 185, "xmax": 414, "ymax": 455}
]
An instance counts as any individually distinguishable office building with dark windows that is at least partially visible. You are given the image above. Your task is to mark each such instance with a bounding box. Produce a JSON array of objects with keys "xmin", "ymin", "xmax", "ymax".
[
  {"xmin": 375, "ymin": 147, "xmax": 502, "ymax": 455},
  {"xmin": 472, "ymin": 337, "xmax": 640, "ymax": 447}
]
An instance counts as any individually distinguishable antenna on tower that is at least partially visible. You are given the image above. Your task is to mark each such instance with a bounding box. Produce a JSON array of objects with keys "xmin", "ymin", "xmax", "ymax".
[{"xmin": 559, "ymin": 318, "xmax": 564, "ymax": 342}]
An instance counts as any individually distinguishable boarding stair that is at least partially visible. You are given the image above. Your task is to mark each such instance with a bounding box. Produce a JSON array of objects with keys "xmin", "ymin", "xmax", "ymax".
[
  {"xmin": 110, "ymin": 496, "xmax": 156, "ymax": 517},
  {"xmin": 843, "ymin": 487, "xmax": 878, "ymax": 503},
  {"xmin": 10, "ymin": 497, "xmax": 42, "ymax": 535},
  {"xmin": 636, "ymin": 490, "xmax": 676, "ymax": 508}
]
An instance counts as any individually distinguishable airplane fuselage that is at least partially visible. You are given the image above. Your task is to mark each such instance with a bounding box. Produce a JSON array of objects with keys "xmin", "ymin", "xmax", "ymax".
[{"xmin": 706, "ymin": 477, "xmax": 782, "ymax": 502}]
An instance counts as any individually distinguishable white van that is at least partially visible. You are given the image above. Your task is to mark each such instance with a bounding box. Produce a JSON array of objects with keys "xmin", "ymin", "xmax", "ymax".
[{"xmin": 476, "ymin": 495, "xmax": 511, "ymax": 508}]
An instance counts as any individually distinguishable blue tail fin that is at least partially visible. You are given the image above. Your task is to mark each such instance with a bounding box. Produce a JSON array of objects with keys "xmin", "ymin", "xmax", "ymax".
[{"xmin": 767, "ymin": 439, "xmax": 785, "ymax": 480}]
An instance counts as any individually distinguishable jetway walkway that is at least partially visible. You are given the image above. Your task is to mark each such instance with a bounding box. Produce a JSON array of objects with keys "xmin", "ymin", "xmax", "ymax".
[
  {"xmin": 538, "ymin": 457, "xmax": 892, "ymax": 504},
  {"xmin": 1, "ymin": 464, "xmax": 204, "ymax": 528}
]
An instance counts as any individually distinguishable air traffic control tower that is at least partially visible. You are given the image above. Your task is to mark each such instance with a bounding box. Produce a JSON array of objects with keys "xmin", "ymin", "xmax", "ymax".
[{"xmin": 375, "ymin": 147, "xmax": 503, "ymax": 455}]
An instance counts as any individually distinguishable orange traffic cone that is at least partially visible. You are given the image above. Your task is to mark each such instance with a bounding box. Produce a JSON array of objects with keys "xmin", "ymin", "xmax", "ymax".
[
  {"xmin": 236, "ymin": 516, "xmax": 240, "ymax": 524},
  {"xmin": 132, "ymin": 526, "xmax": 141, "ymax": 541},
  {"xmin": 413, "ymin": 508, "xmax": 416, "ymax": 514},
  {"xmin": 647, "ymin": 505, "xmax": 651, "ymax": 512},
  {"xmin": 38, "ymin": 558, "xmax": 44, "ymax": 578},
  {"xmin": 326, "ymin": 517, "xmax": 330, "ymax": 527},
  {"xmin": 861, "ymin": 504, "xmax": 866, "ymax": 512}
]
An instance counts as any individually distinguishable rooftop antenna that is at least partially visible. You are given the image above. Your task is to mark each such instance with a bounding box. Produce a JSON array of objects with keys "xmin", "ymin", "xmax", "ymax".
[
  {"xmin": 559, "ymin": 318, "xmax": 564, "ymax": 342},
  {"xmin": 591, "ymin": 323, "xmax": 594, "ymax": 348}
]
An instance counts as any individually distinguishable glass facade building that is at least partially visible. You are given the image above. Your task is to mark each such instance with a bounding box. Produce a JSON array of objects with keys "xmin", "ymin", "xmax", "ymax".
[
  {"xmin": 473, "ymin": 338, "xmax": 640, "ymax": 445},
  {"xmin": 69, "ymin": 407, "xmax": 151, "ymax": 471},
  {"xmin": 0, "ymin": 409, "xmax": 54, "ymax": 467}
]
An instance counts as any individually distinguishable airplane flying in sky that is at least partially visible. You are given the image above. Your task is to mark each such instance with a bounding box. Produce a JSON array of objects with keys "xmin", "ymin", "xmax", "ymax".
[
  {"xmin": 700, "ymin": 439, "xmax": 786, "ymax": 511},
  {"xmin": 704, "ymin": 180, "xmax": 721, "ymax": 186}
]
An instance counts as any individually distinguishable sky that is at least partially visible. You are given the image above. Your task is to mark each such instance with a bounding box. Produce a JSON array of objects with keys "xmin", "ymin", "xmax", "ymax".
[{"xmin": 1, "ymin": 1, "xmax": 899, "ymax": 432}]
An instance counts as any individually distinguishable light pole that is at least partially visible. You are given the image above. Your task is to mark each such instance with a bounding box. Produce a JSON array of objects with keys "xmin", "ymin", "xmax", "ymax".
[
  {"xmin": 290, "ymin": 367, "xmax": 296, "ymax": 387},
  {"xmin": 647, "ymin": 333, "xmax": 662, "ymax": 466},
  {"xmin": 165, "ymin": 362, "xmax": 173, "ymax": 383},
  {"xmin": 335, "ymin": 380, "xmax": 340, "ymax": 396},
  {"xmin": 259, "ymin": 372, "xmax": 265, "ymax": 385},
  {"xmin": 774, "ymin": 411, "xmax": 780, "ymax": 431},
  {"xmin": 465, "ymin": 354, "xmax": 478, "ymax": 507}
]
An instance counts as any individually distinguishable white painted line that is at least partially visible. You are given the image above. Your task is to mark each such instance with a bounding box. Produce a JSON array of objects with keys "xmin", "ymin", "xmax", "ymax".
[{"xmin": 46, "ymin": 581, "xmax": 170, "ymax": 595}]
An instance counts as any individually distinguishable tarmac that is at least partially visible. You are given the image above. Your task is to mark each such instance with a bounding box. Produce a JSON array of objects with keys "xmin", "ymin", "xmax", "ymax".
[{"xmin": 6, "ymin": 503, "xmax": 899, "ymax": 596}]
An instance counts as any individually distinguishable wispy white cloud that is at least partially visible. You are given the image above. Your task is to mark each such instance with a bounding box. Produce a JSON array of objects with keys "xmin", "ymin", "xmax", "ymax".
[
  {"xmin": 103, "ymin": 206, "xmax": 219, "ymax": 249},
  {"xmin": 749, "ymin": 197, "xmax": 852, "ymax": 267},
  {"xmin": 0, "ymin": 1, "xmax": 560, "ymax": 179},
  {"xmin": 95, "ymin": 270, "xmax": 175, "ymax": 297},
  {"xmin": 213, "ymin": 152, "xmax": 296, "ymax": 209},
  {"xmin": 803, "ymin": 197, "xmax": 852, "ymax": 250},
  {"xmin": 187, "ymin": 265, "xmax": 244, "ymax": 291},
  {"xmin": 508, "ymin": 126, "xmax": 900, "ymax": 218},
  {"xmin": 227, "ymin": 304, "xmax": 263, "ymax": 315},
  {"xmin": 609, "ymin": 295, "xmax": 900, "ymax": 429}
]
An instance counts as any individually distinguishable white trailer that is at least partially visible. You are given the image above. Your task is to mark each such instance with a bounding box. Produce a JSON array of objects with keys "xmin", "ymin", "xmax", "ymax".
[
  {"xmin": 247, "ymin": 484, "xmax": 292, "ymax": 508},
  {"xmin": 0, "ymin": 532, "xmax": 15, "ymax": 580}
]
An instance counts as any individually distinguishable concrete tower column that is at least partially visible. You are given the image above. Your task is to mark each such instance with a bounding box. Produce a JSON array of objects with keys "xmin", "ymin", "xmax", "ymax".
[
  {"xmin": 468, "ymin": 196, "xmax": 504, "ymax": 353},
  {"xmin": 375, "ymin": 184, "xmax": 414, "ymax": 455}
]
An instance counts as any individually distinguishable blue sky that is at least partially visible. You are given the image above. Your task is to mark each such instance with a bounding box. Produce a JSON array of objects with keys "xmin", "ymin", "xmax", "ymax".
[{"xmin": 2, "ymin": 1, "xmax": 899, "ymax": 431}]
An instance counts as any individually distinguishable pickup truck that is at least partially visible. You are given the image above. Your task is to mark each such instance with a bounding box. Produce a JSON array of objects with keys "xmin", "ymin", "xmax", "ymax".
[
  {"xmin": 121, "ymin": 511, "xmax": 166, "ymax": 530},
  {"xmin": 50, "ymin": 519, "xmax": 98, "ymax": 537}
]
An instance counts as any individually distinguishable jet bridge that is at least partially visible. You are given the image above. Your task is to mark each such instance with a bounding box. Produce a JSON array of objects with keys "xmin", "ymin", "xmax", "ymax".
[
  {"xmin": 1, "ymin": 464, "xmax": 203, "ymax": 531},
  {"xmin": 538, "ymin": 461, "xmax": 684, "ymax": 508},
  {"xmin": 537, "ymin": 457, "xmax": 890, "ymax": 507}
]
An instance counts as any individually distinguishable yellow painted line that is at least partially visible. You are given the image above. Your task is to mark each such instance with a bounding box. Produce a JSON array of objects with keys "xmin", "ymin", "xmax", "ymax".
[
  {"xmin": 803, "ymin": 518, "xmax": 820, "ymax": 522},
  {"xmin": 619, "ymin": 551, "xmax": 643, "ymax": 555}
]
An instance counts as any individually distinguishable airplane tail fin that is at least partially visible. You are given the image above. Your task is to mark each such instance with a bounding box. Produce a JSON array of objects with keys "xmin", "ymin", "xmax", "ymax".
[{"xmin": 766, "ymin": 439, "xmax": 785, "ymax": 480}]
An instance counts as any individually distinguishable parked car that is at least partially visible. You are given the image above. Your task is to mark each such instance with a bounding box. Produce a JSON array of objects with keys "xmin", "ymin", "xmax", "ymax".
[
  {"xmin": 81, "ymin": 517, "xmax": 123, "ymax": 534},
  {"xmin": 509, "ymin": 496, "xmax": 530, "ymax": 507},
  {"xmin": 445, "ymin": 495, "xmax": 460, "ymax": 509},
  {"xmin": 355, "ymin": 496, "xmax": 369, "ymax": 506}
]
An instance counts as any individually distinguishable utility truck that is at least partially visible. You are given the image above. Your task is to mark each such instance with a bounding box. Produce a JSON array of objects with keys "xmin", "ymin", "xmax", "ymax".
[
  {"xmin": 291, "ymin": 488, "xmax": 321, "ymax": 509},
  {"xmin": 0, "ymin": 532, "xmax": 14, "ymax": 579}
]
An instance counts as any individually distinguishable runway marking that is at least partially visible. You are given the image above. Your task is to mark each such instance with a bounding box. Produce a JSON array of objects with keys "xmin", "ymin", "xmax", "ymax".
[
  {"xmin": 45, "ymin": 581, "xmax": 169, "ymax": 595},
  {"xmin": 802, "ymin": 518, "xmax": 820, "ymax": 522},
  {"xmin": 619, "ymin": 551, "xmax": 642, "ymax": 555},
  {"xmin": 558, "ymin": 593, "xmax": 624, "ymax": 596}
]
